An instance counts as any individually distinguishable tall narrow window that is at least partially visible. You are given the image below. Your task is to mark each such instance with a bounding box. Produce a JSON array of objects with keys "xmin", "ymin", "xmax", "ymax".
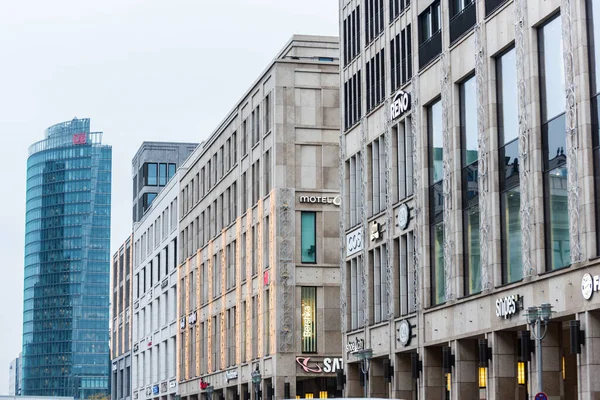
[
  {"xmin": 168, "ymin": 163, "xmax": 176, "ymax": 180},
  {"xmin": 391, "ymin": 25, "xmax": 412, "ymax": 91},
  {"xmin": 264, "ymin": 150, "xmax": 271, "ymax": 194},
  {"xmin": 428, "ymin": 99, "xmax": 445, "ymax": 305},
  {"xmin": 264, "ymin": 94, "xmax": 271, "ymax": 133},
  {"xmin": 389, "ymin": 0, "xmax": 410, "ymax": 22},
  {"xmin": 301, "ymin": 212, "xmax": 317, "ymax": 263},
  {"xmin": 349, "ymin": 257, "xmax": 364, "ymax": 329},
  {"xmin": 344, "ymin": 70, "xmax": 363, "ymax": 130},
  {"xmin": 365, "ymin": 0, "xmax": 384, "ymax": 44},
  {"xmin": 242, "ymin": 119, "xmax": 248, "ymax": 156},
  {"xmin": 301, "ymin": 287, "xmax": 317, "ymax": 353},
  {"xmin": 371, "ymin": 245, "xmax": 388, "ymax": 323},
  {"xmin": 159, "ymin": 163, "xmax": 167, "ymax": 186},
  {"xmin": 588, "ymin": 0, "xmax": 600, "ymax": 254},
  {"xmin": 343, "ymin": 6, "xmax": 361, "ymax": 66},
  {"xmin": 539, "ymin": 15, "xmax": 569, "ymax": 271},
  {"xmin": 147, "ymin": 163, "xmax": 158, "ymax": 186},
  {"xmin": 366, "ymin": 49, "xmax": 385, "ymax": 112},
  {"xmin": 497, "ymin": 47, "xmax": 522, "ymax": 283},
  {"xmin": 395, "ymin": 117, "xmax": 414, "ymax": 201},
  {"xmin": 461, "ymin": 75, "xmax": 481, "ymax": 295}
]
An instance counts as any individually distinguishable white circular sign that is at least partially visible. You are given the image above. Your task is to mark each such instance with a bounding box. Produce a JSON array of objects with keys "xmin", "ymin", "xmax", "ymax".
[
  {"xmin": 582, "ymin": 273, "xmax": 594, "ymax": 300},
  {"xmin": 398, "ymin": 320, "xmax": 411, "ymax": 346},
  {"xmin": 397, "ymin": 203, "xmax": 409, "ymax": 230}
]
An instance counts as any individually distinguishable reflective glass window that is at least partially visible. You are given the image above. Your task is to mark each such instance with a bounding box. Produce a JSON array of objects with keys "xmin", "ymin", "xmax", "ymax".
[
  {"xmin": 159, "ymin": 163, "xmax": 167, "ymax": 186},
  {"xmin": 540, "ymin": 15, "xmax": 569, "ymax": 270},
  {"xmin": 301, "ymin": 212, "xmax": 317, "ymax": 263},
  {"xmin": 147, "ymin": 163, "xmax": 157, "ymax": 186}
]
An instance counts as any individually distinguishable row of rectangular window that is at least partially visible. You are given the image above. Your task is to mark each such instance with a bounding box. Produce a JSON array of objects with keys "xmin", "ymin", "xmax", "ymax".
[
  {"xmin": 348, "ymin": 232, "xmax": 414, "ymax": 330},
  {"xmin": 133, "ymin": 337, "xmax": 176, "ymax": 389},
  {"xmin": 181, "ymin": 94, "xmax": 271, "ymax": 220},
  {"xmin": 180, "ymin": 150, "xmax": 272, "ymax": 262}
]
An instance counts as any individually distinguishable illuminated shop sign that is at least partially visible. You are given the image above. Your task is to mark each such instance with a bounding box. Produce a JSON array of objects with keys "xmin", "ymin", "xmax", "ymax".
[
  {"xmin": 299, "ymin": 195, "xmax": 341, "ymax": 206},
  {"xmin": 495, "ymin": 294, "xmax": 522, "ymax": 319},
  {"xmin": 72, "ymin": 133, "xmax": 87, "ymax": 145},
  {"xmin": 296, "ymin": 356, "xmax": 343, "ymax": 373},
  {"xmin": 581, "ymin": 273, "xmax": 600, "ymax": 300},
  {"xmin": 346, "ymin": 229, "xmax": 363, "ymax": 257},
  {"xmin": 301, "ymin": 287, "xmax": 317, "ymax": 353},
  {"xmin": 345, "ymin": 337, "xmax": 365, "ymax": 353},
  {"xmin": 390, "ymin": 90, "xmax": 411, "ymax": 120}
]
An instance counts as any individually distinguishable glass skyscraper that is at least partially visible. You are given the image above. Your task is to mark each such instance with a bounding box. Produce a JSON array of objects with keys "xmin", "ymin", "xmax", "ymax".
[{"xmin": 22, "ymin": 118, "xmax": 112, "ymax": 399}]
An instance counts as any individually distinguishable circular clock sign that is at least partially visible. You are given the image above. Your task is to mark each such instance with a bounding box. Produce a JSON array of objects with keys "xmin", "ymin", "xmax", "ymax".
[
  {"xmin": 582, "ymin": 273, "xmax": 594, "ymax": 300},
  {"xmin": 398, "ymin": 319, "xmax": 412, "ymax": 346},
  {"xmin": 397, "ymin": 203, "xmax": 410, "ymax": 230}
]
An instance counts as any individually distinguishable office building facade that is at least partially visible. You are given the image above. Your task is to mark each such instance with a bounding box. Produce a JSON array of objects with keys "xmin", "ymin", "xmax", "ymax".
[
  {"xmin": 132, "ymin": 173, "xmax": 181, "ymax": 400},
  {"xmin": 9, "ymin": 354, "xmax": 22, "ymax": 396},
  {"xmin": 339, "ymin": 0, "xmax": 600, "ymax": 398},
  {"xmin": 176, "ymin": 35, "xmax": 341, "ymax": 400},
  {"xmin": 22, "ymin": 118, "xmax": 112, "ymax": 398},
  {"xmin": 132, "ymin": 142, "xmax": 197, "ymax": 223},
  {"xmin": 111, "ymin": 235, "xmax": 133, "ymax": 400}
]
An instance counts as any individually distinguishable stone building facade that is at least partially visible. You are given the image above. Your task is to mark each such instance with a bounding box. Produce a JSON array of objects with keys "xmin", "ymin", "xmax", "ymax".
[
  {"xmin": 132, "ymin": 173, "xmax": 182, "ymax": 400},
  {"xmin": 339, "ymin": 0, "xmax": 600, "ymax": 398},
  {"xmin": 176, "ymin": 35, "xmax": 342, "ymax": 400}
]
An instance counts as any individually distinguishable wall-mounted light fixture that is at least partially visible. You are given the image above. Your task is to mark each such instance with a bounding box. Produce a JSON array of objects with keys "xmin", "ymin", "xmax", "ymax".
[
  {"xmin": 411, "ymin": 352, "xmax": 422, "ymax": 380},
  {"xmin": 479, "ymin": 367, "xmax": 488, "ymax": 389},
  {"xmin": 442, "ymin": 346, "xmax": 455, "ymax": 374},
  {"xmin": 478, "ymin": 338, "xmax": 492, "ymax": 389},
  {"xmin": 569, "ymin": 320, "xmax": 585, "ymax": 355},
  {"xmin": 517, "ymin": 362, "xmax": 526, "ymax": 385}
]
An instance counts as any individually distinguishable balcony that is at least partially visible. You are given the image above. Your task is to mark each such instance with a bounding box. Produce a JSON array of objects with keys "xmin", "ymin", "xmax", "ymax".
[
  {"xmin": 485, "ymin": 0, "xmax": 508, "ymax": 16},
  {"xmin": 419, "ymin": 31, "xmax": 442, "ymax": 70},
  {"xmin": 450, "ymin": 1, "xmax": 476, "ymax": 45}
]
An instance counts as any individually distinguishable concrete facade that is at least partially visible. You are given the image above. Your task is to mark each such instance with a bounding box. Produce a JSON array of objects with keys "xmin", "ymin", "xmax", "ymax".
[
  {"xmin": 339, "ymin": 0, "xmax": 600, "ymax": 399},
  {"xmin": 132, "ymin": 173, "xmax": 181, "ymax": 400},
  {"xmin": 132, "ymin": 142, "xmax": 197, "ymax": 223},
  {"xmin": 112, "ymin": 236, "xmax": 133, "ymax": 400},
  {"xmin": 176, "ymin": 35, "xmax": 342, "ymax": 400}
]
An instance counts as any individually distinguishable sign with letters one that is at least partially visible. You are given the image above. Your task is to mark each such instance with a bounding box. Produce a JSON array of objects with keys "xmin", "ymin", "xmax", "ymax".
[
  {"xmin": 390, "ymin": 90, "xmax": 411, "ymax": 120},
  {"xmin": 346, "ymin": 229, "xmax": 363, "ymax": 257}
]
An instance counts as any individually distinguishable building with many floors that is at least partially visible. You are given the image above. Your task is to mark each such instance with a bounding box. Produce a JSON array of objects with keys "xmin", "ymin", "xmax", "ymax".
[
  {"xmin": 339, "ymin": 0, "xmax": 600, "ymax": 398},
  {"xmin": 21, "ymin": 118, "xmax": 112, "ymax": 399},
  {"xmin": 9, "ymin": 354, "xmax": 22, "ymax": 396},
  {"xmin": 175, "ymin": 35, "xmax": 342, "ymax": 400},
  {"xmin": 132, "ymin": 170, "xmax": 182, "ymax": 400},
  {"xmin": 132, "ymin": 142, "xmax": 197, "ymax": 223},
  {"xmin": 111, "ymin": 235, "xmax": 133, "ymax": 400}
]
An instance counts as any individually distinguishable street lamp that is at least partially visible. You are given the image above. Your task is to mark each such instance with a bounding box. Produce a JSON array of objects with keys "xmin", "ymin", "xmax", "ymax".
[
  {"xmin": 251, "ymin": 365, "xmax": 262, "ymax": 400},
  {"xmin": 524, "ymin": 303, "xmax": 554, "ymax": 394},
  {"xmin": 353, "ymin": 348, "xmax": 373, "ymax": 399}
]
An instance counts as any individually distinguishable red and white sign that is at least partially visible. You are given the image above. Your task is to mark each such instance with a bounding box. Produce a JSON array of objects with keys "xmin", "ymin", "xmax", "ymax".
[
  {"xmin": 296, "ymin": 356, "xmax": 342, "ymax": 373},
  {"xmin": 72, "ymin": 133, "xmax": 87, "ymax": 145}
]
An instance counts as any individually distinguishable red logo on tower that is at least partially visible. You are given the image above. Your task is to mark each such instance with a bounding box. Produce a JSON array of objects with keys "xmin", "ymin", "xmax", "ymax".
[{"xmin": 72, "ymin": 133, "xmax": 87, "ymax": 145}]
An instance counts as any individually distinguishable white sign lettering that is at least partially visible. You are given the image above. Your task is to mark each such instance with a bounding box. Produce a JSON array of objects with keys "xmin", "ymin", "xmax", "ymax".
[
  {"xmin": 225, "ymin": 370, "xmax": 238, "ymax": 382},
  {"xmin": 495, "ymin": 294, "xmax": 521, "ymax": 319},
  {"xmin": 346, "ymin": 229, "xmax": 363, "ymax": 257},
  {"xmin": 302, "ymin": 304, "xmax": 313, "ymax": 338},
  {"xmin": 345, "ymin": 337, "xmax": 365, "ymax": 353},
  {"xmin": 299, "ymin": 195, "xmax": 341, "ymax": 206},
  {"xmin": 390, "ymin": 90, "xmax": 411, "ymax": 120}
]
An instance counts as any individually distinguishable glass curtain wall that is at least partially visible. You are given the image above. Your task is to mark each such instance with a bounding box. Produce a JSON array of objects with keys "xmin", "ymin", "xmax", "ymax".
[
  {"xmin": 429, "ymin": 100, "xmax": 445, "ymax": 305},
  {"xmin": 497, "ymin": 47, "xmax": 522, "ymax": 283},
  {"xmin": 22, "ymin": 118, "xmax": 112, "ymax": 399},
  {"xmin": 539, "ymin": 15, "xmax": 569, "ymax": 270}
]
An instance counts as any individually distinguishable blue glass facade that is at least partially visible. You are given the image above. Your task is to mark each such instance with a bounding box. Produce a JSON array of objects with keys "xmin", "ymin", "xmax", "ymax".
[{"xmin": 22, "ymin": 118, "xmax": 112, "ymax": 399}]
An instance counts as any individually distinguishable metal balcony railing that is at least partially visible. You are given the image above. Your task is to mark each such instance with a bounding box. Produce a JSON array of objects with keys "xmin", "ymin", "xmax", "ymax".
[
  {"xmin": 450, "ymin": 1, "xmax": 476, "ymax": 45},
  {"xmin": 419, "ymin": 30, "xmax": 442, "ymax": 70},
  {"xmin": 485, "ymin": 0, "xmax": 508, "ymax": 16}
]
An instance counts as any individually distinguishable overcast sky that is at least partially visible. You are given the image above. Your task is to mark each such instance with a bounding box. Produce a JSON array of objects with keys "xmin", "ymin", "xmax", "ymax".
[{"xmin": 0, "ymin": 1, "xmax": 338, "ymax": 394}]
